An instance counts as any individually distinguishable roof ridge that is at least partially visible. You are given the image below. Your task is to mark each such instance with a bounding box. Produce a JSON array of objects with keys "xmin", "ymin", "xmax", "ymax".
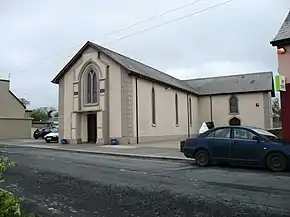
[
  {"xmin": 91, "ymin": 42, "xmax": 178, "ymax": 78},
  {"xmin": 91, "ymin": 42, "xmax": 165, "ymax": 73},
  {"xmin": 271, "ymin": 11, "xmax": 290, "ymax": 45},
  {"xmin": 90, "ymin": 41, "xmax": 197, "ymax": 92},
  {"xmin": 184, "ymin": 71, "xmax": 272, "ymax": 81}
]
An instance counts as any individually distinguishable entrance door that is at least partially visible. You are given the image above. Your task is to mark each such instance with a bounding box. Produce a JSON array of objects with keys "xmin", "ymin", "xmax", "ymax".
[
  {"xmin": 87, "ymin": 114, "xmax": 97, "ymax": 143},
  {"xmin": 229, "ymin": 117, "xmax": 241, "ymax": 126}
]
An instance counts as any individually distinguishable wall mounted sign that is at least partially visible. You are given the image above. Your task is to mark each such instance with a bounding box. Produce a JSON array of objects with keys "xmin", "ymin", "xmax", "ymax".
[{"xmin": 275, "ymin": 75, "xmax": 286, "ymax": 92}]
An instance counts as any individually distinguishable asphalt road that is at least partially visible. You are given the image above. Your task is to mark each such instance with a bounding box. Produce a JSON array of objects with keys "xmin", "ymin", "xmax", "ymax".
[{"xmin": 0, "ymin": 146, "xmax": 290, "ymax": 217}]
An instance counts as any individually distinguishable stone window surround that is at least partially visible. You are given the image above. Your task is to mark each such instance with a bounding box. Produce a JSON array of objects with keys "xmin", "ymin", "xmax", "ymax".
[
  {"xmin": 86, "ymin": 69, "xmax": 98, "ymax": 104},
  {"xmin": 78, "ymin": 61, "xmax": 103, "ymax": 108}
]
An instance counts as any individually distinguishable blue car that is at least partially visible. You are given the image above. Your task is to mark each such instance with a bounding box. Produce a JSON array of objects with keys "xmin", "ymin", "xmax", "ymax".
[{"xmin": 181, "ymin": 126, "xmax": 290, "ymax": 172}]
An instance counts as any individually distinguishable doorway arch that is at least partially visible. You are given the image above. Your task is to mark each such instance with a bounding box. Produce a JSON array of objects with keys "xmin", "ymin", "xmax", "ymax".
[{"xmin": 229, "ymin": 117, "xmax": 241, "ymax": 126}]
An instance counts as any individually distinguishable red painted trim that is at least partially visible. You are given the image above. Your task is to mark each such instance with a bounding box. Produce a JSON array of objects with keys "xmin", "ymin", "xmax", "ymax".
[{"xmin": 280, "ymin": 83, "xmax": 290, "ymax": 142}]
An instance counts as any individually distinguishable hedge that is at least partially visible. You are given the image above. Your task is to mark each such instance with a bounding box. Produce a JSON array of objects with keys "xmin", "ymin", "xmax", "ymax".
[{"xmin": 0, "ymin": 156, "xmax": 37, "ymax": 217}]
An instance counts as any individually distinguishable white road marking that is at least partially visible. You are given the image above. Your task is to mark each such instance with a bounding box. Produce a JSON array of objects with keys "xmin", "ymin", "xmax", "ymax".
[
  {"xmin": 120, "ymin": 168, "xmax": 148, "ymax": 175},
  {"xmin": 0, "ymin": 150, "xmax": 15, "ymax": 154},
  {"xmin": 101, "ymin": 145, "xmax": 137, "ymax": 149}
]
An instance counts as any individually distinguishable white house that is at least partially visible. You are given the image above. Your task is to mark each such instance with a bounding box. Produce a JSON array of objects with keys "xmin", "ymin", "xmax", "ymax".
[{"xmin": 51, "ymin": 41, "xmax": 274, "ymax": 145}]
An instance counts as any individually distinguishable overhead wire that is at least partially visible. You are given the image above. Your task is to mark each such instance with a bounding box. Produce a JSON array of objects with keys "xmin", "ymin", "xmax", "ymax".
[
  {"xmin": 103, "ymin": 0, "xmax": 233, "ymax": 46},
  {"xmin": 25, "ymin": 0, "xmax": 205, "ymax": 64},
  {"xmin": 98, "ymin": 0, "xmax": 204, "ymax": 39},
  {"xmin": 8, "ymin": 0, "xmax": 234, "ymax": 75}
]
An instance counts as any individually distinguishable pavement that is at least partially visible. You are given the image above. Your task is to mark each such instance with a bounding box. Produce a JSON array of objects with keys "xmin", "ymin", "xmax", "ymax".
[
  {"xmin": 0, "ymin": 146, "xmax": 290, "ymax": 217},
  {"xmin": 0, "ymin": 139, "xmax": 187, "ymax": 162}
]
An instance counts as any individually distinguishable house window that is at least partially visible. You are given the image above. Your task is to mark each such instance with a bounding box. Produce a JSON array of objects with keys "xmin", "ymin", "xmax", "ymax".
[
  {"xmin": 175, "ymin": 93, "xmax": 179, "ymax": 126},
  {"xmin": 229, "ymin": 95, "xmax": 238, "ymax": 113},
  {"xmin": 151, "ymin": 87, "xmax": 156, "ymax": 125},
  {"xmin": 86, "ymin": 69, "xmax": 98, "ymax": 104}
]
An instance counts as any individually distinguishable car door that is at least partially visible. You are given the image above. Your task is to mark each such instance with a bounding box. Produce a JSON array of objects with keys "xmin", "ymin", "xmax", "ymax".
[
  {"xmin": 205, "ymin": 127, "xmax": 232, "ymax": 160},
  {"xmin": 231, "ymin": 128, "xmax": 266, "ymax": 165}
]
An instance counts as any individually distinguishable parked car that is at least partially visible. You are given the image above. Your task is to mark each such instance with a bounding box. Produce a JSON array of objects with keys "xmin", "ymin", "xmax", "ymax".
[
  {"xmin": 44, "ymin": 128, "xmax": 59, "ymax": 143},
  {"xmin": 33, "ymin": 128, "xmax": 52, "ymax": 140},
  {"xmin": 181, "ymin": 126, "xmax": 290, "ymax": 172}
]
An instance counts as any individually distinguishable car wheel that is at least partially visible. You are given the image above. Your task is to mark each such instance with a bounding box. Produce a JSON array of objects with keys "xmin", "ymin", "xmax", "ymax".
[
  {"xmin": 45, "ymin": 139, "xmax": 50, "ymax": 143},
  {"xmin": 266, "ymin": 152, "xmax": 287, "ymax": 172},
  {"xmin": 194, "ymin": 149, "xmax": 210, "ymax": 167}
]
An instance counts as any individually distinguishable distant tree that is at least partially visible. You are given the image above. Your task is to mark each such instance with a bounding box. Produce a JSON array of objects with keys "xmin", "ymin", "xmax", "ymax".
[
  {"xmin": 30, "ymin": 107, "xmax": 56, "ymax": 121},
  {"xmin": 272, "ymin": 98, "xmax": 281, "ymax": 120},
  {"xmin": 46, "ymin": 107, "xmax": 56, "ymax": 119},
  {"xmin": 19, "ymin": 98, "xmax": 30, "ymax": 106},
  {"xmin": 31, "ymin": 108, "xmax": 49, "ymax": 121}
]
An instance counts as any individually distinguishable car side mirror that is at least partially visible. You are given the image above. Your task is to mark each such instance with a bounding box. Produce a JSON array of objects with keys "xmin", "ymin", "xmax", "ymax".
[{"xmin": 252, "ymin": 136, "xmax": 260, "ymax": 142}]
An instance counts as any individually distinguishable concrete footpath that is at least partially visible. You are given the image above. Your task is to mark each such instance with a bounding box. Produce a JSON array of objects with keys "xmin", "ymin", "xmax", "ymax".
[{"xmin": 0, "ymin": 139, "xmax": 191, "ymax": 163}]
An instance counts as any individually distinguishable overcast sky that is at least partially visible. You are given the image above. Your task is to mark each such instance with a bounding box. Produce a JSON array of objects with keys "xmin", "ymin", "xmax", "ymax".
[{"xmin": 0, "ymin": 0, "xmax": 289, "ymax": 109}]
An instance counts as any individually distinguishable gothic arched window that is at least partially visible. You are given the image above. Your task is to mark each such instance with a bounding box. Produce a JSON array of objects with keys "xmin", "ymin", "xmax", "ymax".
[
  {"xmin": 86, "ymin": 69, "xmax": 98, "ymax": 104},
  {"xmin": 92, "ymin": 71, "xmax": 97, "ymax": 103},
  {"xmin": 175, "ymin": 93, "xmax": 179, "ymax": 126},
  {"xmin": 229, "ymin": 95, "xmax": 238, "ymax": 113},
  {"xmin": 152, "ymin": 87, "xmax": 156, "ymax": 125},
  {"xmin": 189, "ymin": 97, "xmax": 192, "ymax": 127}
]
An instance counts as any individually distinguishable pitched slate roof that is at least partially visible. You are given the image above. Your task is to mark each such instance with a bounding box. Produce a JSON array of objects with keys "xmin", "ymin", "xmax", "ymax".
[
  {"xmin": 184, "ymin": 71, "xmax": 275, "ymax": 96},
  {"xmin": 52, "ymin": 42, "xmax": 274, "ymax": 96},
  {"xmin": 52, "ymin": 41, "xmax": 198, "ymax": 94},
  {"xmin": 271, "ymin": 11, "xmax": 290, "ymax": 46}
]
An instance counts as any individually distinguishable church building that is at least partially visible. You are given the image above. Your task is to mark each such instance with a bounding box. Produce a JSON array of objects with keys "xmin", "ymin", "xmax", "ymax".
[{"xmin": 52, "ymin": 41, "xmax": 274, "ymax": 145}]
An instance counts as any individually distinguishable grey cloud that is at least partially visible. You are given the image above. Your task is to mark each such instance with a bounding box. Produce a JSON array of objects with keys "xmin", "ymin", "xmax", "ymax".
[{"xmin": 0, "ymin": 0, "xmax": 289, "ymax": 108}]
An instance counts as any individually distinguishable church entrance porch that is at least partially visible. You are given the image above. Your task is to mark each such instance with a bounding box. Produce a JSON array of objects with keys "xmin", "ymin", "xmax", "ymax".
[{"xmin": 69, "ymin": 111, "xmax": 105, "ymax": 145}]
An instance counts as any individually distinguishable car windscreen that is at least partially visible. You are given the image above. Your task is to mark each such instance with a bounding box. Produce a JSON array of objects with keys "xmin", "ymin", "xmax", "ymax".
[
  {"xmin": 251, "ymin": 128, "xmax": 278, "ymax": 140},
  {"xmin": 51, "ymin": 128, "xmax": 59, "ymax": 133}
]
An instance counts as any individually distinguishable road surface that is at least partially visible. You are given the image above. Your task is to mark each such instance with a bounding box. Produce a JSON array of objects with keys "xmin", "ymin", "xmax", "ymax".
[{"xmin": 0, "ymin": 145, "xmax": 290, "ymax": 217}]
